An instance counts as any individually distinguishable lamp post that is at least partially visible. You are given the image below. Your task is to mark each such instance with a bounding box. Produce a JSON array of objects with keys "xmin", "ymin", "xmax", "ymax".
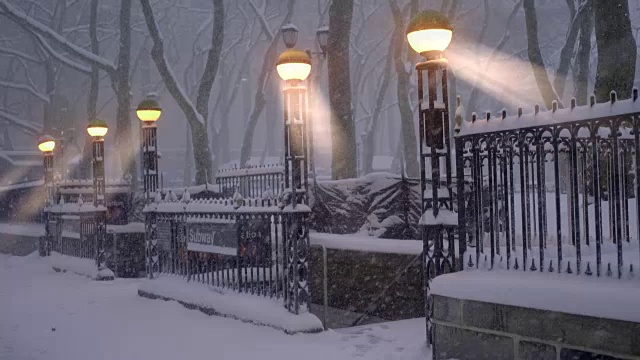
[
  {"xmin": 38, "ymin": 135, "xmax": 56, "ymax": 256},
  {"xmin": 87, "ymin": 120, "xmax": 112, "ymax": 280},
  {"xmin": 276, "ymin": 48, "xmax": 312, "ymax": 314},
  {"xmin": 137, "ymin": 98, "xmax": 162, "ymax": 199},
  {"xmin": 137, "ymin": 98, "xmax": 162, "ymax": 279},
  {"xmin": 406, "ymin": 10, "xmax": 458, "ymax": 345},
  {"xmin": 280, "ymin": 23, "xmax": 329, "ymax": 180}
]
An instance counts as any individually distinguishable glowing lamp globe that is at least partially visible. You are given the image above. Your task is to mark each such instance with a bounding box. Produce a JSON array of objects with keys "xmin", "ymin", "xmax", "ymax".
[
  {"xmin": 276, "ymin": 49, "xmax": 312, "ymax": 82},
  {"xmin": 137, "ymin": 99, "xmax": 162, "ymax": 122},
  {"xmin": 38, "ymin": 135, "xmax": 56, "ymax": 153},
  {"xmin": 406, "ymin": 10, "xmax": 452, "ymax": 58},
  {"xmin": 87, "ymin": 120, "xmax": 108, "ymax": 138}
]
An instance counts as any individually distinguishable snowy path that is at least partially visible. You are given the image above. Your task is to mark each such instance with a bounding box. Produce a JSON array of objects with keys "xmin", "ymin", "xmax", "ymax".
[{"xmin": 0, "ymin": 253, "xmax": 429, "ymax": 360}]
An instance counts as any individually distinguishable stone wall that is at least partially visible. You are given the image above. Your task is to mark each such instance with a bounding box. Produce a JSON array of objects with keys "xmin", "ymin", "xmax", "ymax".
[
  {"xmin": 433, "ymin": 294, "xmax": 640, "ymax": 360},
  {"xmin": 0, "ymin": 233, "xmax": 39, "ymax": 256},
  {"xmin": 309, "ymin": 246, "xmax": 423, "ymax": 327}
]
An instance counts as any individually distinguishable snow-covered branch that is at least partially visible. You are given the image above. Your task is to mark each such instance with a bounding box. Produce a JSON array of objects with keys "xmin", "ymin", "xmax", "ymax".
[
  {"xmin": 0, "ymin": 109, "xmax": 42, "ymax": 137},
  {"xmin": 0, "ymin": 0, "xmax": 115, "ymax": 75},
  {"xmin": 0, "ymin": 47, "xmax": 42, "ymax": 63},
  {"xmin": 0, "ymin": 80, "xmax": 49, "ymax": 103},
  {"xmin": 32, "ymin": 33, "xmax": 91, "ymax": 74},
  {"xmin": 248, "ymin": 0, "xmax": 274, "ymax": 41},
  {"xmin": 139, "ymin": 0, "xmax": 204, "ymax": 126}
]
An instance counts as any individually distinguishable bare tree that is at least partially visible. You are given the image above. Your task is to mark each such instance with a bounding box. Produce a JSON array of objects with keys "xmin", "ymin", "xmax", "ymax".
[
  {"xmin": 139, "ymin": 0, "xmax": 224, "ymax": 184},
  {"xmin": 523, "ymin": 0, "xmax": 563, "ymax": 109},
  {"xmin": 594, "ymin": 0, "xmax": 636, "ymax": 100},
  {"xmin": 388, "ymin": 0, "xmax": 419, "ymax": 178},
  {"xmin": 327, "ymin": 0, "xmax": 357, "ymax": 179},
  {"xmin": 238, "ymin": 0, "xmax": 296, "ymax": 168}
]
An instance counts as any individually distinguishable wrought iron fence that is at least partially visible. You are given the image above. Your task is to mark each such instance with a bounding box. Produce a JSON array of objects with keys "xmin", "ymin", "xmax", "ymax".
[
  {"xmin": 456, "ymin": 91, "xmax": 640, "ymax": 279},
  {"xmin": 145, "ymin": 190, "xmax": 312, "ymax": 314},
  {"xmin": 216, "ymin": 165, "xmax": 284, "ymax": 198}
]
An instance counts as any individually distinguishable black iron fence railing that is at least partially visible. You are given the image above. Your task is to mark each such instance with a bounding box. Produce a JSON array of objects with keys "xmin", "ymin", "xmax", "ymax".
[
  {"xmin": 145, "ymin": 190, "xmax": 312, "ymax": 314},
  {"xmin": 456, "ymin": 92, "xmax": 640, "ymax": 279},
  {"xmin": 216, "ymin": 165, "xmax": 284, "ymax": 199}
]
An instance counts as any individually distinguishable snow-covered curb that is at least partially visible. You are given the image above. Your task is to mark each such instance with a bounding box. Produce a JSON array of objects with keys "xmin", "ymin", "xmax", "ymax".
[
  {"xmin": 138, "ymin": 276, "xmax": 323, "ymax": 334},
  {"xmin": 49, "ymin": 252, "xmax": 114, "ymax": 281},
  {"xmin": 431, "ymin": 270, "xmax": 640, "ymax": 323}
]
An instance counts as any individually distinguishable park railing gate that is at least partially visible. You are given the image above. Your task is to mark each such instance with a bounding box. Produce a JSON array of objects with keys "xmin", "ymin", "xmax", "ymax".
[
  {"xmin": 144, "ymin": 188, "xmax": 312, "ymax": 315},
  {"xmin": 456, "ymin": 92, "xmax": 640, "ymax": 279},
  {"xmin": 425, "ymin": 91, "xmax": 640, "ymax": 347}
]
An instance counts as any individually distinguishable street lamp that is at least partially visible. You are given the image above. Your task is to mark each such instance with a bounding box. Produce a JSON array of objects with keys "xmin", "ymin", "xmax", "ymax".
[
  {"xmin": 279, "ymin": 24, "xmax": 329, "ymax": 181},
  {"xmin": 136, "ymin": 98, "xmax": 162, "ymax": 280},
  {"xmin": 407, "ymin": 10, "xmax": 456, "ymax": 346},
  {"xmin": 38, "ymin": 135, "xmax": 56, "ymax": 256},
  {"xmin": 137, "ymin": 98, "xmax": 162, "ymax": 198},
  {"xmin": 86, "ymin": 119, "xmax": 112, "ymax": 280},
  {"xmin": 315, "ymin": 24, "xmax": 329, "ymax": 57},
  {"xmin": 276, "ymin": 49, "xmax": 312, "ymax": 84},
  {"xmin": 281, "ymin": 23, "xmax": 299, "ymax": 49},
  {"xmin": 277, "ymin": 48, "xmax": 311, "ymax": 314}
]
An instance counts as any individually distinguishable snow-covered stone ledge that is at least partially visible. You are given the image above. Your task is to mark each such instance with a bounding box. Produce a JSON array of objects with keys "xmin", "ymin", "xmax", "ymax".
[
  {"xmin": 431, "ymin": 270, "xmax": 640, "ymax": 360},
  {"xmin": 49, "ymin": 252, "xmax": 115, "ymax": 281},
  {"xmin": 138, "ymin": 276, "xmax": 323, "ymax": 335}
]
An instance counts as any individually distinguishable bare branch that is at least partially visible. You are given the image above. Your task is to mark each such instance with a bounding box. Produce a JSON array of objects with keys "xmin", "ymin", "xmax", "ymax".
[
  {"xmin": 0, "ymin": 108, "xmax": 42, "ymax": 137},
  {"xmin": 0, "ymin": 47, "xmax": 42, "ymax": 63},
  {"xmin": 0, "ymin": 0, "xmax": 116, "ymax": 75},
  {"xmin": 0, "ymin": 80, "xmax": 49, "ymax": 103}
]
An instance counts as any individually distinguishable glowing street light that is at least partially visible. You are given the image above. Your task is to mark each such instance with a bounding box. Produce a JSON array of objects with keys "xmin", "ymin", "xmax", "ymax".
[
  {"xmin": 276, "ymin": 48, "xmax": 312, "ymax": 314},
  {"xmin": 38, "ymin": 135, "xmax": 56, "ymax": 256},
  {"xmin": 86, "ymin": 119, "xmax": 112, "ymax": 280},
  {"xmin": 276, "ymin": 49, "xmax": 312, "ymax": 84},
  {"xmin": 38, "ymin": 135, "xmax": 56, "ymax": 153},
  {"xmin": 407, "ymin": 10, "xmax": 456, "ymax": 346},
  {"xmin": 87, "ymin": 119, "xmax": 108, "ymax": 138},
  {"xmin": 136, "ymin": 98, "xmax": 162, "ymax": 123},
  {"xmin": 406, "ymin": 10, "xmax": 453, "ymax": 60}
]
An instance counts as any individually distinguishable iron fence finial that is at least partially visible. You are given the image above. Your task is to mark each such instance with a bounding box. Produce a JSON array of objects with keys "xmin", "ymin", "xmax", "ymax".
[{"xmin": 589, "ymin": 94, "xmax": 596, "ymax": 107}]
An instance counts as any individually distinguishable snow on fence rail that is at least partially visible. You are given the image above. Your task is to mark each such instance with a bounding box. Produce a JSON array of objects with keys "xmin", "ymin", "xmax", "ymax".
[
  {"xmin": 455, "ymin": 90, "xmax": 640, "ymax": 280},
  {"xmin": 144, "ymin": 187, "xmax": 312, "ymax": 316}
]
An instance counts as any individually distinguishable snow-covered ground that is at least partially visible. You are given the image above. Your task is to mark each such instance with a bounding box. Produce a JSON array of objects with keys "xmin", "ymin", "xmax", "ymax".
[{"xmin": 0, "ymin": 252, "xmax": 430, "ymax": 360}]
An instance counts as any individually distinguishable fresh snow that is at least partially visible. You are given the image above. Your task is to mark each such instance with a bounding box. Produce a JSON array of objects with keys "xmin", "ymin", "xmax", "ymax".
[
  {"xmin": 0, "ymin": 252, "xmax": 430, "ymax": 360},
  {"xmin": 419, "ymin": 209, "xmax": 458, "ymax": 226},
  {"xmin": 459, "ymin": 93, "xmax": 640, "ymax": 136},
  {"xmin": 310, "ymin": 232, "xmax": 422, "ymax": 255},
  {"xmin": 139, "ymin": 276, "xmax": 323, "ymax": 334},
  {"xmin": 431, "ymin": 269, "xmax": 640, "ymax": 323},
  {"xmin": 48, "ymin": 252, "xmax": 114, "ymax": 280}
]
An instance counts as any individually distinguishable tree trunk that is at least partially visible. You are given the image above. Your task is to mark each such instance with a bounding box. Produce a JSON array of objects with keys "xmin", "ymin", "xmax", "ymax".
[
  {"xmin": 184, "ymin": 126, "xmax": 193, "ymax": 186},
  {"xmin": 80, "ymin": 0, "xmax": 100, "ymax": 178},
  {"xmin": 594, "ymin": 0, "xmax": 636, "ymax": 101},
  {"xmin": 388, "ymin": 0, "xmax": 419, "ymax": 178},
  {"xmin": 363, "ymin": 39, "xmax": 393, "ymax": 175},
  {"xmin": 523, "ymin": 0, "xmax": 563, "ymax": 109},
  {"xmin": 327, "ymin": 0, "xmax": 357, "ymax": 179},
  {"xmin": 239, "ymin": 0, "xmax": 296, "ymax": 168},
  {"xmin": 553, "ymin": 0, "xmax": 583, "ymax": 99},
  {"xmin": 140, "ymin": 0, "xmax": 217, "ymax": 184},
  {"xmin": 573, "ymin": 0, "xmax": 593, "ymax": 105},
  {"xmin": 115, "ymin": 0, "xmax": 133, "ymax": 183}
]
